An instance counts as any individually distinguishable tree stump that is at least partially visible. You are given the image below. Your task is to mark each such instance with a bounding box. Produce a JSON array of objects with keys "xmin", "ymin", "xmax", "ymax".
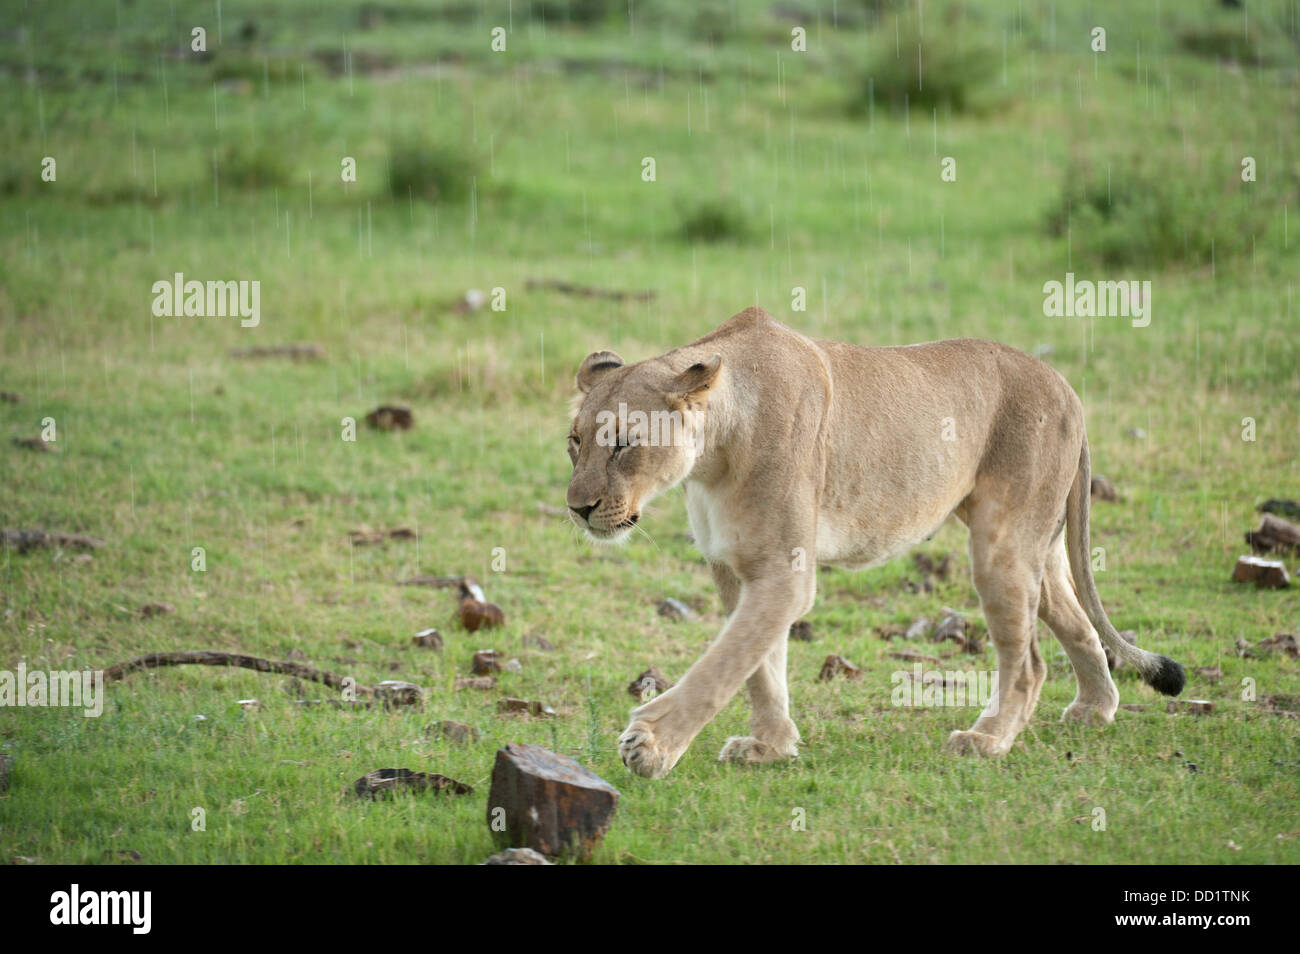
[
  {"xmin": 487, "ymin": 743, "xmax": 619, "ymax": 859},
  {"xmin": 1231, "ymin": 555, "xmax": 1290, "ymax": 589}
]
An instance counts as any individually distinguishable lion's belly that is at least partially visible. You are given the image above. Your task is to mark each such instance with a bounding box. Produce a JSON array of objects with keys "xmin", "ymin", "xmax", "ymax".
[{"xmin": 815, "ymin": 510, "xmax": 951, "ymax": 570}]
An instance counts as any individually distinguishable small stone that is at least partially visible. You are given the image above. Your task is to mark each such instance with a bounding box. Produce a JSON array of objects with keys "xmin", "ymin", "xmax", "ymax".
[
  {"xmin": 373, "ymin": 680, "xmax": 423, "ymax": 707},
  {"xmin": 498, "ymin": 697, "xmax": 557, "ymax": 718},
  {"xmin": 657, "ymin": 598, "xmax": 698, "ymax": 622},
  {"xmin": 1166, "ymin": 699, "xmax": 1214, "ymax": 716},
  {"xmin": 140, "ymin": 601, "xmax": 176, "ymax": 618},
  {"xmin": 486, "ymin": 743, "xmax": 619, "ymax": 859},
  {"xmin": 627, "ymin": 667, "xmax": 672, "ymax": 701},
  {"xmin": 460, "ymin": 598, "xmax": 505, "ymax": 631},
  {"xmin": 932, "ymin": 613, "xmax": 968, "ymax": 648},
  {"xmin": 455, "ymin": 289, "xmax": 488, "ymax": 314},
  {"xmin": 1125, "ymin": 427, "xmax": 1147, "ymax": 439},
  {"xmin": 818, "ymin": 654, "xmax": 863, "ymax": 681},
  {"xmin": 413, "ymin": 628, "xmax": 443, "ymax": 650},
  {"xmin": 483, "ymin": 847, "xmax": 553, "ymax": 865},
  {"xmin": 1257, "ymin": 633, "xmax": 1300, "ymax": 658},
  {"xmin": 365, "ymin": 405, "xmax": 414, "ymax": 431},
  {"xmin": 354, "ymin": 768, "xmax": 473, "ymax": 798},
  {"xmin": 522, "ymin": 633, "xmax": 556, "ymax": 651},
  {"xmin": 1231, "ymin": 555, "xmax": 1290, "ymax": 589},
  {"xmin": 1090, "ymin": 475, "xmax": 1119, "ymax": 502},
  {"xmin": 905, "ymin": 617, "xmax": 932, "ymax": 640},
  {"xmin": 1194, "ymin": 665, "xmax": 1222, "ymax": 683},
  {"xmin": 235, "ymin": 698, "xmax": 260, "ymax": 712},
  {"xmin": 429, "ymin": 721, "xmax": 481, "ymax": 744},
  {"xmin": 285, "ymin": 648, "xmax": 308, "ymax": 661},
  {"xmin": 472, "ymin": 649, "xmax": 504, "ymax": 675},
  {"xmin": 504, "ymin": 658, "xmax": 523, "ymax": 674},
  {"xmin": 788, "ymin": 620, "xmax": 814, "ymax": 642},
  {"xmin": 455, "ymin": 675, "xmax": 497, "ymax": 691}
]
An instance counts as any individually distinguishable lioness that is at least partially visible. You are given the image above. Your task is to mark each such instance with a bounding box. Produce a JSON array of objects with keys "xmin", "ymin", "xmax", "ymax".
[{"xmin": 566, "ymin": 307, "xmax": 1185, "ymax": 778}]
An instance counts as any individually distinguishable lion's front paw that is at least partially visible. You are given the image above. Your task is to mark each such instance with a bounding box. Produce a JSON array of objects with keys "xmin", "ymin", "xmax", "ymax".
[
  {"xmin": 945, "ymin": 728, "xmax": 1008, "ymax": 757},
  {"xmin": 618, "ymin": 720, "xmax": 683, "ymax": 779},
  {"xmin": 718, "ymin": 735, "xmax": 798, "ymax": 765}
]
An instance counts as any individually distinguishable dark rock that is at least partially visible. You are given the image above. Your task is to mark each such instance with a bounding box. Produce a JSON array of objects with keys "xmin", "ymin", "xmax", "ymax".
[
  {"xmin": 486, "ymin": 743, "xmax": 619, "ymax": 858},
  {"xmin": 627, "ymin": 667, "xmax": 672, "ymax": 701},
  {"xmin": 818, "ymin": 654, "xmax": 863, "ymax": 681},
  {"xmin": 788, "ymin": 620, "xmax": 814, "ymax": 642},
  {"xmin": 354, "ymin": 767, "xmax": 473, "ymax": 798}
]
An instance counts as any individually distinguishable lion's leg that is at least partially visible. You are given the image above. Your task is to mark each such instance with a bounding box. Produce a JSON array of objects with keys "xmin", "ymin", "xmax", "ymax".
[
  {"xmin": 620, "ymin": 566, "xmax": 811, "ymax": 778},
  {"xmin": 708, "ymin": 561, "xmax": 801, "ymax": 764},
  {"xmin": 1038, "ymin": 535, "xmax": 1118, "ymax": 725},
  {"xmin": 946, "ymin": 521, "xmax": 1048, "ymax": 757}
]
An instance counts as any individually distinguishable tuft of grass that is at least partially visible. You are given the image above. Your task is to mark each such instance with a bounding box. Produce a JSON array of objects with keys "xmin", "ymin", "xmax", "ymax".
[
  {"xmin": 857, "ymin": 12, "xmax": 997, "ymax": 113},
  {"xmin": 387, "ymin": 137, "xmax": 479, "ymax": 203},
  {"xmin": 678, "ymin": 197, "xmax": 751, "ymax": 243},
  {"xmin": 1178, "ymin": 26, "xmax": 1263, "ymax": 65},
  {"xmin": 213, "ymin": 140, "xmax": 293, "ymax": 191},
  {"xmin": 1046, "ymin": 153, "xmax": 1286, "ymax": 268}
]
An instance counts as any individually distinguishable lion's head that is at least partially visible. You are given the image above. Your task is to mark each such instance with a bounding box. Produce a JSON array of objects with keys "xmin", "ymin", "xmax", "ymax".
[{"xmin": 566, "ymin": 349, "xmax": 722, "ymax": 542}]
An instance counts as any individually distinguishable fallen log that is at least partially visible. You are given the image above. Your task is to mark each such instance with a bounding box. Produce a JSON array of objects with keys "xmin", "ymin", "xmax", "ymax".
[{"xmin": 101, "ymin": 650, "xmax": 402, "ymax": 700}]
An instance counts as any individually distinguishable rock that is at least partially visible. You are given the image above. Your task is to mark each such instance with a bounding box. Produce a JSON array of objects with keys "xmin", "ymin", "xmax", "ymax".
[
  {"xmin": 1258, "ymin": 499, "xmax": 1300, "ymax": 519},
  {"xmin": 473, "ymin": 649, "xmax": 504, "ymax": 674},
  {"xmin": 1257, "ymin": 633, "xmax": 1300, "ymax": 659},
  {"xmin": 354, "ymin": 768, "xmax": 473, "ymax": 798},
  {"xmin": 522, "ymin": 633, "xmax": 556, "ymax": 651},
  {"xmin": 460, "ymin": 598, "xmax": 505, "ymax": 631},
  {"xmin": 1090, "ymin": 475, "xmax": 1118, "ymax": 502},
  {"xmin": 12, "ymin": 436, "xmax": 55, "ymax": 452},
  {"xmin": 429, "ymin": 721, "xmax": 481, "ymax": 744},
  {"xmin": 1194, "ymin": 665, "xmax": 1222, "ymax": 683},
  {"xmin": 0, "ymin": 752, "xmax": 11, "ymax": 793},
  {"xmin": 905, "ymin": 617, "xmax": 932, "ymax": 641},
  {"xmin": 1, "ymin": 529, "xmax": 105, "ymax": 553},
  {"xmin": 483, "ymin": 847, "xmax": 553, "ymax": 865},
  {"xmin": 1104, "ymin": 629, "xmax": 1139, "ymax": 670},
  {"xmin": 350, "ymin": 526, "xmax": 417, "ymax": 546},
  {"xmin": 1166, "ymin": 699, "xmax": 1214, "ymax": 716},
  {"xmin": 1245, "ymin": 514, "xmax": 1300, "ymax": 555},
  {"xmin": 228, "ymin": 342, "xmax": 324, "ymax": 361},
  {"xmin": 454, "ymin": 289, "xmax": 488, "ymax": 314},
  {"xmin": 1125, "ymin": 427, "xmax": 1147, "ymax": 439},
  {"xmin": 372, "ymin": 680, "xmax": 423, "ymax": 707},
  {"xmin": 657, "ymin": 598, "xmax": 698, "ymax": 622},
  {"xmin": 932, "ymin": 613, "xmax": 969, "ymax": 649},
  {"xmin": 235, "ymin": 698, "xmax": 260, "ymax": 712},
  {"xmin": 889, "ymin": 649, "xmax": 942, "ymax": 664},
  {"xmin": 627, "ymin": 667, "xmax": 672, "ymax": 701},
  {"xmin": 139, "ymin": 601, "xmax": 176, "ymax": 618},
  {"xmin": 788, "ymin": 620, "xmax": 814, "ymax": 642},
  {"xmin": 1234, "ymin": 637, "xmax": 1257, "ymax": 659},
  {"xmin": 0, "ymin": 391, "xmax": 22, "ymax": 403},
  {"xmin": 818, "ymin": 654, "xmax": 863, "ymax": 681},
  {"xmin": 365, "ymin": 405, "xmax": 414, "ymax": 431},
  {"xmin": 413, "ymin": 628, "xmax": 443, "ymax": 650},
  {"xmin": 285, "ymin": 648, "xmax": 308, "ymax": 661},
  {"xmin": 486, "ymin": 743, "xmax": 619, "ymax": 859},
  {"xmin": 1231, "ymin": 555, "xmax": 1290, "ymax": 589},
  {"xmin": 875, "ymin": 622, "xmax": 906, "ymax": 640},
  {"xmin": 498, "ymin": 697, "xmax": 557, "ymax": 717},
  {"xmin": 455, "ymin": 675, "xmax": 497, "ymax": 690},
  {"xmin": 504, "ymin": 658, "xmax": 523, "ymax": 673}
]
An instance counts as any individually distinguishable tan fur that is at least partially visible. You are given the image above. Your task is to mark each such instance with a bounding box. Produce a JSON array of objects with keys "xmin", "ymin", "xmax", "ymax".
[{"xmin": 566, "ymin": 307, "xmax": 1180, "ymax": 778}]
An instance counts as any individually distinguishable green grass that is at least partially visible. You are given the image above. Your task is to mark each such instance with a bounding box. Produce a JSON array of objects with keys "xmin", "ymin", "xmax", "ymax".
[{"xmin": 1, "ymin": 0, "xmax": 1298, "ymax": 864}]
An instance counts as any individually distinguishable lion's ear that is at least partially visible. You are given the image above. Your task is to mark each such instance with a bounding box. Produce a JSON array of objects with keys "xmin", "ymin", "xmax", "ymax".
[
  {"xmin": 575, "ymin": 350, "xmax": 624, "ymax": 393},
  {"xmin": 671, "ymin": 354, "xmax": 722, "ymax": 401}
]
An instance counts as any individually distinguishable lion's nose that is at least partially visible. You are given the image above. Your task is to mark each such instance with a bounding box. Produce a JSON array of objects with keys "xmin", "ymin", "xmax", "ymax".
[{"xmin": 571, "ymin": 501, "xmax": 599, "ymax": 521}]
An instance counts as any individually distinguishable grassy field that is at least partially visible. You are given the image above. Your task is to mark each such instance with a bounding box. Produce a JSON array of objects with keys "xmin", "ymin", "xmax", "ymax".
[{"xmin": 1, "ymin": 0, "xmax": 1298, "ymax": 864}]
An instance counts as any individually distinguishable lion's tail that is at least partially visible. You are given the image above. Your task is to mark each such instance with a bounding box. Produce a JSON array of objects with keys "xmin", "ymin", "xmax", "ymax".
[{"xmin": 1065, "ymin": 437, "xmax": 1185, "ymax": 696}]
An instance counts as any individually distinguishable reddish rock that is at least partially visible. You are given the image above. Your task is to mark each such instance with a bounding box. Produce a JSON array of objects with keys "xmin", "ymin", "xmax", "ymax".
[
  {"xmin": 413, "ymin": 628, "xmax": 443, "ymax": 650},
  {"xmin": 486, "ymin": 743, "xmax": 619, "ymax": 859},
  {"xmin": 460, "ymin": 598, "xmax": 505, "ymax": 631},
  {"xmin": 1231, "ymin": 555, "xmax": 1290, "ymax": 589},
  {"xmin": 472, "ymin": 649, "xmax": 503, "ymax": 675}
]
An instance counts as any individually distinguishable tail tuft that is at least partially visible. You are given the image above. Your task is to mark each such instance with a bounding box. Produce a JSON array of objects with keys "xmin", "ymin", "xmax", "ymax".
[{"xmin": 1144, "ymin": 655, "xmax": 1186, "ymax": 696}]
